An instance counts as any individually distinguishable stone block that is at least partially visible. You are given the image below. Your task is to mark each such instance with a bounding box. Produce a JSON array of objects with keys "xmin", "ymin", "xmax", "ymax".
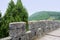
[
  {"xmin": 36, "ymin": 28, "xmax": 42, "ymax": 38},
  {"xmin": 21, "ymin": 36, "xmax": 27, "ymax": 40},
  {"xmin": 26, "ymin": 31, "xmax": 32, "ymax": 40},
  {"xmin": 9, "ymin": 22, "xmax": 26, "ymax": 40}
]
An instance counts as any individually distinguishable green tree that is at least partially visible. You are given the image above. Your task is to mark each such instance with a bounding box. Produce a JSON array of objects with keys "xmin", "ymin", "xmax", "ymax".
[
  {"xmin": 12, "ymin": 0, "xmax": 28, "ymax": 30},
  {"xmin": 0, "ymin": 11, "xmax": 1, "ymax": 17},
  {"xmin": 16, "ymin": 0, "xmax": 28, "ymax": 30},
  {"xmin": 4, "ymin": 0, "xmax": 15, "ymax": 17},
  {"xmin": 0, "ymin": 11, "xmax": 1, "ymax": 21},
  {"xmin": 0, "ymin": 0, "xmax": 28, "ymax": 38},
  {"xmin": 0, "ymin": 11, "xmax": 3, "ymax": 38},
  {"xmin": 0, "ymin": 0, "xmax": 15, "ymax": 38},
  {"xmin": 16, "ymin": 0, "xmax": 28, "ymax": 21},
  {"xmin": 0, "ymin": 11, "xmax": 2, "ymax": 26}
]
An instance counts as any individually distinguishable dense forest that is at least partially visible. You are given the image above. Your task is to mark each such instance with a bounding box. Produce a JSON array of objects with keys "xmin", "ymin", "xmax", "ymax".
[
  {"xmin": 29, "ymin": 11, "xmax": 60, "ymax": 21},
  {"xmin": 0, "ymin": 0, "xmax": 28, "ymax": 38}
]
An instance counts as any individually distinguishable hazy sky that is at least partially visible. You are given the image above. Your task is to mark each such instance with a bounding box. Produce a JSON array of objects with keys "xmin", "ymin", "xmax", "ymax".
[{"xmin": 0, "ymin": 0, "xmax": 60, "ymax": 16}]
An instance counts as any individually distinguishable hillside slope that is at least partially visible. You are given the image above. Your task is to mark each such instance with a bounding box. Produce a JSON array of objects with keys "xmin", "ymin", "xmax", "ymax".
[{"xmin": 29, "ymin": 11, "xmax": 60, "ymax": 21}]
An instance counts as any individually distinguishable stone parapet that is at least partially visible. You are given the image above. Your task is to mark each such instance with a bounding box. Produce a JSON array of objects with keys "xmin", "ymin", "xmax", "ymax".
[{"xmin": 1, "ymin": 20, "xmax": 60, "ymax": 40}]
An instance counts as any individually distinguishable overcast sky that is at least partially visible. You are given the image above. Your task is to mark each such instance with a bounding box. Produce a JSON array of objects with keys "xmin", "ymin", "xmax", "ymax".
[{"xmin": 0, "ymin": 0, "xmax": 60, "ymax": 16}]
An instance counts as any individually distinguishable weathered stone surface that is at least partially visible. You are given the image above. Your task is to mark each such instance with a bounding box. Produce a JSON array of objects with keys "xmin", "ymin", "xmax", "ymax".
[
  {"xmin": 26, "ymin": 31, "xmax": 32, "ymax": 40},
  {"xmin": 9, "ymin": 22, "xmax": 26, "ymax": 40},
  {"xmin": 36, "ymin": 28, "xmax": 42, "ymax": 38},
  {"xmin": 8, "ymin": 20, "xmax": 60, "ymax": 40}
]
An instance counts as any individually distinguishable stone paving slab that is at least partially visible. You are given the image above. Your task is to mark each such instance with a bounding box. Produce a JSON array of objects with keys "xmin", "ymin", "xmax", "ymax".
[
  {"xmin": 47, "ymin": 28, "xmax": 60, "ymax": 37},
  {"xmin": 37, "ymin": 28, "xmax": 60, "ymax": 40},
  {"xmin": 38, "ymin": 35, "xmax": 60, "ymax": 40}
]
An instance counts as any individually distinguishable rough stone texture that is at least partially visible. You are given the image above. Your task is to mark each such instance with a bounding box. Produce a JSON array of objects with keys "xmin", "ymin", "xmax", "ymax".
[
  {"xmin": 28, "ymin": 20, "xmax": 60, "ymax": 37},
  {"xmin": 26, "ymin": 31, "xmax": 32, "ymax": 40},
  {"xmin": 37, "ymin": 28, "xmax": 60, "ymax": 40},
  {"xmin": 9, "ymin": 22, "xmax": 26, "ymax": 40},
  {"xmin": 1, "ymin": 20, "xmax": 60, "ymax": 40},
  {"xmin": 36, "ymin": 28, "xmax": 42, "ymax": 38}
]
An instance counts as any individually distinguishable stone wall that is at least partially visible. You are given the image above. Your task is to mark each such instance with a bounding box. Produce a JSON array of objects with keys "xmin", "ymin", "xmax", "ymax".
[
  {"xmin": 0, "ymin": 20, "xmax": 60, "ymax": 40},
  {"xmin": 28, "ymin": 20, "xmax": 60, "ymax": 37}
]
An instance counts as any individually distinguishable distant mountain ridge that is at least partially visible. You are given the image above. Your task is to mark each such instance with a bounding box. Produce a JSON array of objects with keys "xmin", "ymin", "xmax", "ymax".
[{"xmin": 29, "ymin": 11, "xmax": 60, "ymax": 21}]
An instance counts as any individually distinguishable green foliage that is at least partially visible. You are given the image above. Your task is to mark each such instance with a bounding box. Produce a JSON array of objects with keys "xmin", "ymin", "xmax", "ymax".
[
  {"xmin": 15, "ymin": 0, "xmax": 28, "ymax": 30},
  {"xmin": 0, "ymin": 0, "xmax": 28, "ymax": 38},
  {"xmin": 0, "ymin": 11, "xmax": 1, "ymax": 21},
  {"xmin": 15, "ymin": 0, "xmax": 28, "ymax": 22},
  {"xmin": 0, "ymin": 12, "xmax": 1, "ymax": 17},
  {"xmin": 0, "ymin": 11, "xmax": 2, "ymax": 26},
  {"xmin": 29, "ymin": 11, "xmax": 60, "ymax": 21},
  {"xmin": 0, "ymin": 0, "xmax": 15, "ymax": 38}
]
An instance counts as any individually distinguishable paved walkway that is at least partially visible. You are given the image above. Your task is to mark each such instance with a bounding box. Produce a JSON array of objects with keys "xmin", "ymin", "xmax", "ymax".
[{"xmin": 37, "ymin": 28, "xmax": 60, "ymax": 40}]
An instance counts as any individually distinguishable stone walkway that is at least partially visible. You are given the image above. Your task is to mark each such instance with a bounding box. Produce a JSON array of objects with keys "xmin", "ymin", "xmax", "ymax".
[{"xmin": 37, "ymin": 28, "xmax": 60, "ymax": 40}]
